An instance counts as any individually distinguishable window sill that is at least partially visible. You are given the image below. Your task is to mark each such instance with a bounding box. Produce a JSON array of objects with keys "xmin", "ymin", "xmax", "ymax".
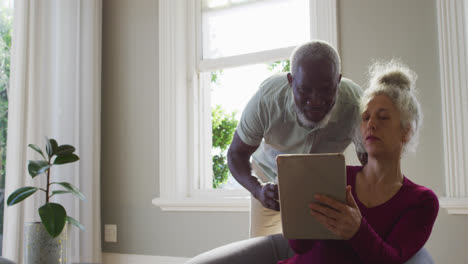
[
  {"xmin": 439, "ymin": 197, "xmax": 468, "ymax": 214},
  {"xmin": 152, "ymin": 196, "xmax": 250, "ymax": 212},
  {"xmin": 153, "ymin": 197, "xmax": 468, "ymax": 214}
]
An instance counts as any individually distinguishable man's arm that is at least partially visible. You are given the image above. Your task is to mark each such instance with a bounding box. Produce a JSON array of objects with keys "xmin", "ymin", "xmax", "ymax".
[{"xmin": 227, "ymin": 131, "xmax": 280, "ymax": 211}]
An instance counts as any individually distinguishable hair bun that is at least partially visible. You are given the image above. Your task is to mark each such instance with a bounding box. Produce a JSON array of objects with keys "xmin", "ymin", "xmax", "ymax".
[
  {"xmin": 378, "ymin": 71, "xmax": 411, "ymax": 90},
  {"xmin": 369, "ymin": 59, "xmax": 417, "ymax": 91}
]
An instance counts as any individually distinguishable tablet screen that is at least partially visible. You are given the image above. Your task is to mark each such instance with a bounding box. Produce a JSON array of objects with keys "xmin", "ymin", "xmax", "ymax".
[{"xmin": 276, "ymin": 153, "xmax": 346, "ymax": 240}]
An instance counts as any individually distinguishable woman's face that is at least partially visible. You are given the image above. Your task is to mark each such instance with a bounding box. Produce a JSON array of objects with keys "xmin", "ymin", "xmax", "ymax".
[{"xmin": 360, "ymin": 94, "xmax": 407, "ymax": 159}]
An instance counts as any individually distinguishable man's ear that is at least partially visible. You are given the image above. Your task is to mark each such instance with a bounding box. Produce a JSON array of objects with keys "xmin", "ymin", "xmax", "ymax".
[{"xmin": 287, "ymin": 72, "xmax": 293, "ymax": 87}]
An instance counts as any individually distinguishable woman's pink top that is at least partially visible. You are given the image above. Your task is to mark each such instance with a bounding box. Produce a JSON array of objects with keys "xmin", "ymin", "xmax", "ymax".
[{"xmin": 278, "ymin": 166, "xmax": 439, "ymax": 264}]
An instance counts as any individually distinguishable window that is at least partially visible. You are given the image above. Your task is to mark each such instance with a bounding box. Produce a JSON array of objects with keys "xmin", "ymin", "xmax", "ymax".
[
  {"xmin": 0, "ymin": 0, "xmax": 12, "ymax": 253},
  {"xmin": 436, "ymin": 0, "xmax": 468, "ymax": 214},
  {"xmin": 153, "ymin": 0, "xmax": 337, "ymax": 211},
  {"xmin": 202, "ymin": 0, "xmax": 309, "ymax": 189}
]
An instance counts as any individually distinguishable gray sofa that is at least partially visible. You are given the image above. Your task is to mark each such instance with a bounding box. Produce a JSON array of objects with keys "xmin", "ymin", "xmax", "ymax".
[{"xmin": 186, "ymin": 234, "xmax": 433, "ymax": 264}]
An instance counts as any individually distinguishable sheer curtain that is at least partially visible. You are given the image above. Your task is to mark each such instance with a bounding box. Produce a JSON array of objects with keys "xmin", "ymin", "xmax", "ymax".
[{"xmin": 2, "ymin": 0, "xmax": 102, "ymax": 263}]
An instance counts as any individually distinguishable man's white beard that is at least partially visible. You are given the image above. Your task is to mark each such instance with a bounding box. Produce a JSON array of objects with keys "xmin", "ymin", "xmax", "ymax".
[{"xmin": 295, "ymin": 99, "xmax": 337, "ymax": 129}]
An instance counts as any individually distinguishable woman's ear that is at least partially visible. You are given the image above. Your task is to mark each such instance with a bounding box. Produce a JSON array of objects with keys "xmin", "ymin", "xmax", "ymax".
[{"xmin": 401, "ymin": 127, "xmax": 411, "ymax": 143}]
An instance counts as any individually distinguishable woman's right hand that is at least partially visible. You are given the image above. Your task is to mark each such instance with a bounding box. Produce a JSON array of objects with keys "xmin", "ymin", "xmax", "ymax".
[{"xmin": 309, "ymin": 185, "xmax": 362, "ymax": 239}]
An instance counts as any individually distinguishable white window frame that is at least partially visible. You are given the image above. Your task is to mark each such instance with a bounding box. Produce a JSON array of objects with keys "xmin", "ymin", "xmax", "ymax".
[
  {"xmin": 153, "ymin": 0, "xmax": 338, "ymax": 212},
  {"xmin": 436, "ymin": 0, "xmax": 468, "ymax": 214}
]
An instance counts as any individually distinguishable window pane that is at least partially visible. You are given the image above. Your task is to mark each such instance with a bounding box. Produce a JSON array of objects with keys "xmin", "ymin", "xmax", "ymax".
[
  {"xmin": 0, "ymin": 1, "xmax": 12, "ymax": 254},
  {"xmin": 208, "ymin": 62, "xmax": 289, "ymax": 189},
  {"xmin": 202, "ymin": 0, "xmax": 309, "ymax": 59}
]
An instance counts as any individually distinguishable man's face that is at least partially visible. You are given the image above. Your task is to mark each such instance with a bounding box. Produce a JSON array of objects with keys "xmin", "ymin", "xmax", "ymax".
[{"xmin": 288, "ymin": 58, "xmax": 341, "ymax": 123}]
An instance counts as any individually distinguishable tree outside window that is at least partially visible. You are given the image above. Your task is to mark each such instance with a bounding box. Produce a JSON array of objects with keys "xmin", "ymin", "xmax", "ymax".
[
  {"xmin": 0, "ymin": 4, "xmax": 12, "ymax": 253},
  {"xmin": 210, "ymin": 60, "xmax": 290, "ymax": 188}
]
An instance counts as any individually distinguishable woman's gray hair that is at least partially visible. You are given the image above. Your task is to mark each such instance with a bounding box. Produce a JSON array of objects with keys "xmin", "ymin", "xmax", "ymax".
[
  {"xmin": 360, "ymin": 59, "xmax": 422, "ymax": 153},
  {"xmin": 290, "ymin": 40, "xmax": 341, "ymax": 76}
]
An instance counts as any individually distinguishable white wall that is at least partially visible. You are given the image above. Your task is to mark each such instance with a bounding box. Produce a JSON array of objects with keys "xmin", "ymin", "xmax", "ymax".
[{"xmin": 101, "ymin": 0, "xmax": 468, "ymax": 262}]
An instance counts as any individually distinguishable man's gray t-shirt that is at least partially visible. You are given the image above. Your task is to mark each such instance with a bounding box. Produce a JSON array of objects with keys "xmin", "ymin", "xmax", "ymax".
[{"xmin": 236, "ymin": 73, "xmax": 363, "ymax": 182}]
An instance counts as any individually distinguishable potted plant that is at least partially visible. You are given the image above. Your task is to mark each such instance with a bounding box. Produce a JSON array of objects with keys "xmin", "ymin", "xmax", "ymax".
[{"xmin": 7, "ymin": 138, "xmax": 85, "ymax": 264}]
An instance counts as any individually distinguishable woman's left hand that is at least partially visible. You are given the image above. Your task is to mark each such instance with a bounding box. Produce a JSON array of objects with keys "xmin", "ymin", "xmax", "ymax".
[{"xmin": 309, "ymin": 185, "xmax": 362, "ymax": 240}]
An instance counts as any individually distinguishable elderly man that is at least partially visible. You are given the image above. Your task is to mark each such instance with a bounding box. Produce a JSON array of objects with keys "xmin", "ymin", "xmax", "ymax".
[{"xmin": 227, "ymin": 40, "xmax": 365, "ymax": 237}]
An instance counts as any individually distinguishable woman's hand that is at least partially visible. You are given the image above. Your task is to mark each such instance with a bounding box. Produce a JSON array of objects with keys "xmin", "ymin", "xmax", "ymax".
[{"xmin": 309, "ymin": 185, "xmax": 362, "ymax": 240}]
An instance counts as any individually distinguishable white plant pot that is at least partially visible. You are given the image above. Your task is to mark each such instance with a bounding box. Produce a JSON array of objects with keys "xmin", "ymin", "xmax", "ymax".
[{"xmin": 23, "ymin": 222, "xmax": 71, "ymax": 264}]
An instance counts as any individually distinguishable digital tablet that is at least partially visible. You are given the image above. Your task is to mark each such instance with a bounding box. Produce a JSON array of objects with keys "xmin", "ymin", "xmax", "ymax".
[{"xmin": 276, "ymin": 153, "xmax": 346, "ymax": 240}]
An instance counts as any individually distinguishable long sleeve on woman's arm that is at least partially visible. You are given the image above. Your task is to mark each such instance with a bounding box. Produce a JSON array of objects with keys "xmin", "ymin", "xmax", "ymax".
[{"xmin": 348, "ymin": 192, "xmax": 438, "ymax": 264}]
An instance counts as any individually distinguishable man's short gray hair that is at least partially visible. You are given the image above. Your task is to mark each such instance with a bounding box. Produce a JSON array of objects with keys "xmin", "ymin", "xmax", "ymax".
[
  {"xmin": 360, "ymin": 59, "xmax": 422, "ymax": 153},
  {"xmin": 290, "ymin": 40, "xmax": 341, "ymax": 76}
]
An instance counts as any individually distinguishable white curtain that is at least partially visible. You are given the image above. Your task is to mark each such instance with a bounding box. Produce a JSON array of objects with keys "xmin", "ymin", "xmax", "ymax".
[{"xmin": 3, "ymin": 0, "xmax": 102, "ymax": 263}]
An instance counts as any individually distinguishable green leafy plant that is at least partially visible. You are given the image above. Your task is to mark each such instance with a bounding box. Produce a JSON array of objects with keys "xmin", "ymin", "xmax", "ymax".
[
  {"xmin": 212, "ymin": 105, "xmax": 238, "ymax": 188},
  {"xmin": 210, "ymin": 70, "xmax": 223, "ymax": 85},
  {"xmin": 267, "ymin": 60, "xmax": 290, "ymax": 73},
  {"xmin": 7, "ymin": 138, "xmax": 85, "ymax": 238}
]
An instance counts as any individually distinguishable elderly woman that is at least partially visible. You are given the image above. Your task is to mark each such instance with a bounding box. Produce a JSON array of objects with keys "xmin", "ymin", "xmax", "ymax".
[{"xmin": 279, "ymin": 60, "xmax": 439, "ymax": 264}]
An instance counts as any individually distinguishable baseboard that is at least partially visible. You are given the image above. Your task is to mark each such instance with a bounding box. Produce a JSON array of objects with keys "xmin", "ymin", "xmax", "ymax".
[{"xmin": 102, "ymin": 252, "xmax": 189, "ymax": 264}]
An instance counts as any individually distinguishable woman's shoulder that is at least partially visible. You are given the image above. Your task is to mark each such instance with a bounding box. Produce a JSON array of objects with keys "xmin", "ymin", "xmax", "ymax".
[{"xmin": 402, "ymin": 177, "xmax": 439, "ymax": 209}]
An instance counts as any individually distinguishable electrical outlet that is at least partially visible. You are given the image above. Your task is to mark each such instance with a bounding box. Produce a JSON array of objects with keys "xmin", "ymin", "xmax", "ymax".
[{"xmin": 104, "ymin": 224, "xmax": 117, "ymax": 243}]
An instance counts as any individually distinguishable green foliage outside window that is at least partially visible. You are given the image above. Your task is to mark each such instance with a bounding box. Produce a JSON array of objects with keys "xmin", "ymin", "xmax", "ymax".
[
  {"xmin": 267, "ymin": 60, "xmax": 290, "ymax": 73},
  {"xmin": 211, "ymin": 105, "xmax": 237, "ymax": 188},
  {"xmin": 210, "ymin": 70, "xmax": 223, "ymax": 85},
  {"xmin": 210, "ymin": 60, "xmax": 288, "ymax": 188},
  {"xmin": 0, "ymin": 7, "xmax": 12, "ymax": 238}
]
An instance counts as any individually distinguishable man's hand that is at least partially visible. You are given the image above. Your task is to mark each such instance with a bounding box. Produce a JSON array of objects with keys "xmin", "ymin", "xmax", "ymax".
[
  {"xmin": 255, "ymin": 182, "xmax": 280, "ymax": 211},
  {"xmin": 309, "ymin": 185, "xmax": 362, "ymax": 239}
]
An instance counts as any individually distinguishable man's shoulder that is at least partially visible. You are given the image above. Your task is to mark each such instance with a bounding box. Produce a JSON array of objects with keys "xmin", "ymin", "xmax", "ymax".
[
  {"xmin": 338, "ymin": 77, "xmax": 363, "ymax": 105},
  {"xmin": 330, "ymin": 77, "xmax": 362, "ymax": 129},
  {"xmin": 258, "ymin": 73, "xmax": 290, "ymax": 99}
]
